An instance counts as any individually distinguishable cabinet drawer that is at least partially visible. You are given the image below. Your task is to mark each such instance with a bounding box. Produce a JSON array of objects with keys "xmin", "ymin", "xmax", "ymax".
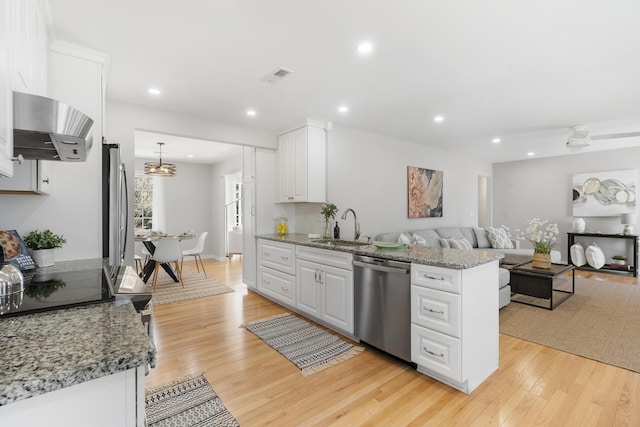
[
  {"xmin": 411, "ymin": 263, "xmax": 461, "ymax": 294},
  {"xmin": 258, "ymin": 240, "xmax": 295, "ymax": 274},
  {"xmin": 411, "ymin": 285, "xmax": 461, "ymax": 338},
  {"xmin": 258, "ymin": 267, "xmax": 295, "ymax": 306},
  {"xmin": 296, "ymin": 245, "xmax": 353, "ymax": 270},
  {"xmin": 411, "ymin": 324, "xmax": 461, "ymax": 382}
]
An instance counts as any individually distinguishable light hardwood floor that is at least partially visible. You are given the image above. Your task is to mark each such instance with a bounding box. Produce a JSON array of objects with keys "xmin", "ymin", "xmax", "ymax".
[{"xmin": 145, "ymin": 259, "xmax": 640, "ymax": 426}]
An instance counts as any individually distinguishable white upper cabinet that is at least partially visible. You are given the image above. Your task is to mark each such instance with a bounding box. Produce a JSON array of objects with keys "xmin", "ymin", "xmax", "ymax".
[
  {"xmin": 0, "ymin": 0, "xmax": 49, "ymax": 177},
  {"xmin": 277, "ymin": 122, "xmax": 327, "ymax": 203}
]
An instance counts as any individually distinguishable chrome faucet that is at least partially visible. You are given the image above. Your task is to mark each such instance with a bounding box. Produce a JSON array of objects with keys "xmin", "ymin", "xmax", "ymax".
[{"xmin": 341, "ymin": 208, "xmax": 360, "ymax": 241}]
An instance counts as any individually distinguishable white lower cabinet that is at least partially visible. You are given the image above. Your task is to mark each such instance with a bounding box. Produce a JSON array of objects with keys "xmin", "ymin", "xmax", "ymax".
[
  {"xmin": 296, "ymin": 258, "xmax": 353, "ymax": 334},
  {"xmin": 257, "ymin": 239, "xmax": 296, "ymax": 307},
  {"xmin": 410, "ymin": 261, "xmax": 499, "ymax": 394}
]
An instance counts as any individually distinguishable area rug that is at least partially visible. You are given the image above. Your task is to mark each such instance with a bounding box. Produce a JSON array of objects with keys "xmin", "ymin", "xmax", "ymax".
[
  {"xmin": 145, "ymin": 268, "xmax": 235, "ymax": 305},
  {"xmin": 243, "ymin": 313, "xmax": 364, "ymax": 376},
  {"xmin": 145, "ymin": 373, "xmax": 239, "ymax": 427},
  {"xmin": 500, "ymin": 275, "xmax": 640, "ymax": 372}
]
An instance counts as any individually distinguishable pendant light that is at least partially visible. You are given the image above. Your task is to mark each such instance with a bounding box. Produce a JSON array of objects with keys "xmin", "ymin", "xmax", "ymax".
[{"xmin": 144, "ymin": 142, "xmax": 176, "ymax": 177}]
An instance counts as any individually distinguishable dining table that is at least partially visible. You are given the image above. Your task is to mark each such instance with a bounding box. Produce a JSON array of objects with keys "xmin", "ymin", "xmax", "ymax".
[{"xmin": 134, "ymin": 233, "xmax": 195, "ymax": 284}]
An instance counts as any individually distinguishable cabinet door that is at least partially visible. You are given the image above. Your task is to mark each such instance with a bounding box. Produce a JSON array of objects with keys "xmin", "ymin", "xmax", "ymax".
[
  {"xmin": 0, "ymin": 0, "xmax": 12, "ymax": 177},
  {"xmin": 242, "ymin": 146, "xmax": 255, "ymax": 183},
  {"xmin": 296, "ymin": 259, "xmax": 320, "ymax": 317},
  {"xmin": 258, "ymin": 267, "xmax": 295, "ymax": 306},
  {"xmin": 241, "ymin": 182, "xmax": 256, "ymax": 288},
  {"xmin": 290, "ymin": 127, "xmax": 308, "ymax": 202},
  {"xmin": 0, "ymin": 159, "xmax": 50, "ymax": 193},
  {"xmin": 277, "ymin": 130, "xmax": 295, "ymax": 202},
  {"xmin": 321, "ymin": 264, "xmax": 354, "ymax": 333}
]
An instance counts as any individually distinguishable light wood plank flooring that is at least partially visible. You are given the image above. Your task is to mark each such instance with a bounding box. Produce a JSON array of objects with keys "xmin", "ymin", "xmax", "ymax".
[{"xmin": 145, "ymin": 259, "xmax": 640, "ymax": 426}]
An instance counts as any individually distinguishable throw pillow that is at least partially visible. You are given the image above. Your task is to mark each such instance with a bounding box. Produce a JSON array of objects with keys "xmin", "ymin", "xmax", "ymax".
[
  {"xmin": 439, "ymin": 238, "xmax": 451, "ymax": 248},
  {"xmin": 449, "ymin": 237, "xmax": 473, "ymax": 251},
  {"xmin": 485, "ymin": 227, "xmax": 514, "ymax": 249},
  {"xmin": 397, "ymin": 233, "xmax": 411, "ymax": 245},
  {"xmin": 411, "ymin": 233, "xmax": 427, "ymax": 246},
  {"xmin": 473, "ymin": 226, "xmax": 492, "ymax": 248}
]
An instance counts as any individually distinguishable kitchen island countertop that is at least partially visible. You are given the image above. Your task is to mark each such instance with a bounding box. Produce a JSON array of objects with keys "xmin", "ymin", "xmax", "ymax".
[
  {"xmin": 0, "ymin": 300, "xmax": 155, "ymax": 406},
  {"xmin": 258, "ymin": 233, "xmax": 503, "ymax": 269}
]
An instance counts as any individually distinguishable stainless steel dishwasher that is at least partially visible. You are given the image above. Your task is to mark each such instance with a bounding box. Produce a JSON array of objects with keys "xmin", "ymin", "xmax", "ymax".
[{"xmin": 353, "ymin": 255, "xmax": 412, "ymax": 363}]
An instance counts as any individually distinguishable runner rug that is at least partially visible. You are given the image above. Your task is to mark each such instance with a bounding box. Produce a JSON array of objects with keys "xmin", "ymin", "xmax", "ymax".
[
  {"xmin": 500, "ymin": 275, "xmax": 640, "ymax": 373},
  {"xmin": 145, "ymin": 373, "xmax": 239, "ymax": 427},
  {"xmin": 145, "ymin": 268, "xmax": 235, "ymax": 305},
  {"xmin": 243, "ymin": 313, "xmax": 364, "ymax": 376}
]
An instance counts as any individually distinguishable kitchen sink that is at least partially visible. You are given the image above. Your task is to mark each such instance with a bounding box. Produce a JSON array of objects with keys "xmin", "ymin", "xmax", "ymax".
[{"xmin": 310, "ymin": 239, "xmax": 371, "ymax": 247}]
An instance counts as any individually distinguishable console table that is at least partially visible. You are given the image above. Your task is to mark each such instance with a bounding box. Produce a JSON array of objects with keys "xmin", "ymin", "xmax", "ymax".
[{"xmin": 567, "ymin": 232, "xmax": 638, "ymax": 277}]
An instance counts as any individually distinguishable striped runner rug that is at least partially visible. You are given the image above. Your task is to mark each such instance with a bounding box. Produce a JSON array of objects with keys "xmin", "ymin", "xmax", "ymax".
[
  {"xmin": 145, "ymin": 373, "xmax": 239, "ymax": 427},
  {"xmin": 243, "ymin": 313, "xmax": 364, "ymax": 376}
]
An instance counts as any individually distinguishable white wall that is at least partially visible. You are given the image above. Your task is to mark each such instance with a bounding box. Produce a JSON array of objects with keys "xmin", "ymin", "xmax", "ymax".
[
  {"xmin": 291, "ymin": 124, "xmax": 494, "ymax": 239},
  {"xmin": 493, "ymin": 146, "xmax": 640, "ymax": 262},
  {"xmin": 210, "ymin": 155, "xmax": 242, "ymax": 259}
]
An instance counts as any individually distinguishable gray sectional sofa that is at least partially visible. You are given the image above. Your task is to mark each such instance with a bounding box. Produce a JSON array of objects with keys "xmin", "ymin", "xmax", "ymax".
[{"xmin": 374, "ymin": 226, "xmax": 561, "ymax": 309}]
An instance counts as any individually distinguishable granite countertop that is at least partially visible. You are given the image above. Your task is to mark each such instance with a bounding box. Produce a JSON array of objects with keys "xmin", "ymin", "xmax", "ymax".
[
  {"xmin": 0, "ymin": 300, "xmax": 155, "ymax": 406},
  {"xmin": 259, "ymin": 233, "xmax": 503, "ymax": 269}
]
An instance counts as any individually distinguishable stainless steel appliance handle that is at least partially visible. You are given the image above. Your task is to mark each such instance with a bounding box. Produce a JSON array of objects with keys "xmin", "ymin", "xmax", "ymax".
[
  {"xmin": 353, "ymin": 260, "xmax": 410, "ymax": 274},
  {"xmin": 121, "ymin": 163, "xmax": 129, "ymax": 264}
]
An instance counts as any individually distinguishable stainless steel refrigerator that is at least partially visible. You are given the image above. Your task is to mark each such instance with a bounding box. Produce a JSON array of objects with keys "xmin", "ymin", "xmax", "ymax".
[{"xmin": 102, "ymin": 142, "xmax": 129, "ymax": 269}]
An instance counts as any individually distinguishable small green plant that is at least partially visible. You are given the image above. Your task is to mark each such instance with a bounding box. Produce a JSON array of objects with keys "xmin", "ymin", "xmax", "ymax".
[
  {"xmin": 23, "ymin": 229, "xmax": 66, "ymax": 250},
  {"xmin": 321, "ymin": 203, "xmax": 339, "ymax": 222},
  {"xmin": 612, "ymin": 255, "xmax": 627, "ymax": 261}
]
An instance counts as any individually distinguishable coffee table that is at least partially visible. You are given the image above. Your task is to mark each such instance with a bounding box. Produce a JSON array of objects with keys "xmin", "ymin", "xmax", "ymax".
[{"xmin": 509, "ymin": 262, "xmax": 575, "ymax": 310}]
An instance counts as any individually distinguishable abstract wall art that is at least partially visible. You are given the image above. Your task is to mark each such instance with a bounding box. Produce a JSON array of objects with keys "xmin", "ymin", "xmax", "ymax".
[
  {"xmin": 572, "ymin": 169, "xmax": 636, "ymax": 217},
  {"xmin": 408, "ymin": 166, "xmax": 443, "ymax": 218}
]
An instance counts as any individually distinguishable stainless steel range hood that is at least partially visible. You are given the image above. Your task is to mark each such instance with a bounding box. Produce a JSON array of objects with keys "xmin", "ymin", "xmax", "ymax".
[{"xmin": 13, "ymin": 92, "xmax": 94, "ymax": 161}]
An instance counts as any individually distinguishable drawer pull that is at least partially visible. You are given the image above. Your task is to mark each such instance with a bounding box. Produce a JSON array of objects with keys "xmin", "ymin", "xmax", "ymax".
[
  {"xmin": 424, "ymin": 307, "xmax": 444, "ymax": 315},
  {"xmin": 264, "ymin": 252, "xmax": 271, "ymax": 257},
  {"xmin": 280, "ymin": 286, "xmax": 288, "ymax": 293},
  {"xmin": 263, "ymin": 280, "xmax": 270, "ymax": 285},
  {"xmin": 424, "ymin": 347, "xmax": 444, "ymax": 358},
  {"xmin": 281, "ymin": 256, "xmax": 289, "ymax": 261},
  {"xmin": 423, "ymin": 274, "xmax": 444, "ymax": 281}
]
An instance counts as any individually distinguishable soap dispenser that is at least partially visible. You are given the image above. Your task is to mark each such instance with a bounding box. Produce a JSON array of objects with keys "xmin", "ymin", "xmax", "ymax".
[{"xmin": 333, "ymin": 221, "xmax": 340, "ymax": 239}]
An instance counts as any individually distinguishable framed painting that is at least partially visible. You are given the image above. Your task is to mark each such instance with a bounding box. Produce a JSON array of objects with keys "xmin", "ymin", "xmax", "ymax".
[
  {"xmin": 408, "ymin": 166, "xmax": 443, "ymax": 218},
  {"xmin": 572, "ymin": 169, "xmax": 636, "ymax": 217}
]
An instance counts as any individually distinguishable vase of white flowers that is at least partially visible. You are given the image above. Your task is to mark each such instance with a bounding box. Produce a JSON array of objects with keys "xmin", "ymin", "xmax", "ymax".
[{"xmin": 516, "ymin": 218, "xmax": 559, "ymax": 269}]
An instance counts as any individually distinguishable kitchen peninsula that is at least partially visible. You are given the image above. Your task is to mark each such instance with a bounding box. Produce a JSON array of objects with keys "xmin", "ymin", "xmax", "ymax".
[
  {"xmin": 256, "ymin": 234, "xmax": 502, "ymax": 393},
  {"xmin": 0, "ymin": 262, "xmax": 155, "ymax": 427}
]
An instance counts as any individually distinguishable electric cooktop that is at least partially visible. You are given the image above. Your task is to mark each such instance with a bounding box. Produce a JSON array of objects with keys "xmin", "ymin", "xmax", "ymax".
[{"xmin": 0, "ymin": 268, "xmax": 114, "ymax": 318}]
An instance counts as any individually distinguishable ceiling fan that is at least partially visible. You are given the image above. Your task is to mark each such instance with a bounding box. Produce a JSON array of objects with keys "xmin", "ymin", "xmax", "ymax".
[{"xmin": 566, "ymin": 125, "xmax": 640, "ymax": 150}]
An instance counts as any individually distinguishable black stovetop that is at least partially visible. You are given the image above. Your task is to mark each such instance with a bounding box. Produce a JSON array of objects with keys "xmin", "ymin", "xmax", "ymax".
[{"xmin": 0, "ymin": 268, "xmax": 114, "ymax": 318}]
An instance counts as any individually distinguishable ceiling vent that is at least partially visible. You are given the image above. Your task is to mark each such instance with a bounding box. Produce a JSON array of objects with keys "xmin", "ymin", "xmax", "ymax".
[
  {"xmin": 262, "ymin": 67, "xmax": 295, "ymax": 84},
  {"xmin": 566, "ymin": 125, "xmax": 591, "ymax": 149}
]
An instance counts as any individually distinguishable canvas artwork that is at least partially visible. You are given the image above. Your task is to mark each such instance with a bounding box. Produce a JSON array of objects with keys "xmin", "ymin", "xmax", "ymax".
[
  {"xmin": 408, "ymin": 166, "xmax": 443, "ymax": 218},
  {"xmin": 572, "ymin": 169, "xmax": 636, "ymax": 217}
]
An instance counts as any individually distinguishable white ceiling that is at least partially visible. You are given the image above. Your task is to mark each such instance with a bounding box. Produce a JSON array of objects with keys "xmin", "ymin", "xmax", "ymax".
[
  {"xmin": 49, "ymin": 0, "xmax": 640, "ymax": 163},
  {"xmin": 134, "ymin": 130, "xmax": 241, "ymax": 164}
]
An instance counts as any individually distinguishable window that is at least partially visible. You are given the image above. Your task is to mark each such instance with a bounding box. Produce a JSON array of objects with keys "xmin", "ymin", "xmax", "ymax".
[{"xmin": 134, "ymin": 174, "xmax": 154, "ymax": 229}]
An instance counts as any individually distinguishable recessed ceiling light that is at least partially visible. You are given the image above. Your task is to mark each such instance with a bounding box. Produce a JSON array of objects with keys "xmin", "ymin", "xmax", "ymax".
[
  {"xmin": 148, "ymin": 88, "xmax": 161, "ymax": 95},
  {"xmin": 246, "ymin": 109, "xmax": 256, "ymax": 117},
  {"xmin": 527, "ymin": 152, "xmax": 535, "ymax": 156},
  {"xmin": 338, "ymin": 105, "xmax": 349, "ymax": 113},
  {"xmin": 187, "ymin": 154, "xmax": 194, "ymax": 158},
  {"xmin": 492, "ymin": 138, "xmax": 501, "ymax": 144},
  {"xmin": 433, "ymin": 115, "xmax": 445, "ymax": 123},
  {"xmin": 357, "ymin": 42, "xmax": 373, "ymax": 54}
]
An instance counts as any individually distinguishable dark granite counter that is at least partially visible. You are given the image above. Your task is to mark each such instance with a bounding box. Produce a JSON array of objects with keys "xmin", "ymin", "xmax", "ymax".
[
  {"xmin": 258, "ymin": 233, "xmax": 503, "ymax": 269},
  {"xmin": 0, "ymin": 259, "xmax": 155, "ymax": 406}
]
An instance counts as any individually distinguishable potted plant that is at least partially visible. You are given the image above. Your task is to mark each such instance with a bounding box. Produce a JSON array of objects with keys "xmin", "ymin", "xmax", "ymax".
[
  {"xmin": 514, "ymin": 218, "xmax": 559, "ymax": 269},
  {"xmin": 23, "ymin": 229, "xmax": 66, "ymax": 267},
  {"xmin": 320, "ymin": 203, "xmax": 339, "ymax": 239}
]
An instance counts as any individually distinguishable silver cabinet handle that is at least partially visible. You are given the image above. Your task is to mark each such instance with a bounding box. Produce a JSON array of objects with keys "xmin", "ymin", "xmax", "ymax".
[
  {"xmin": 423, "ymin": 274, "xmax": 444, "ymax": 281},
  {"xmin": 424, "ymin": 307, "xmax": 444, "ymax": 314},
  {"xmin": 281, "ymin": 256, "xmax": 289, "ymax": 261},
  {"xmin": 314, "ymin": 270, "xmax": 319, "ymax": 283},
  {"xmin": 264, "ymin": 252, "xmax": 271, "ymax": 257},
  {"xmin": 424, "ymin": 347, "xmax": 444, "ymax": 358},
  {"xmin": 42, "ymin": 178, "xmax": 50, "ymax": 184},
  {"xmin": 281, "ymin": 286, "xmax": 288, "ymax": 293},
  {"xmin": 263, "ymin": 279, "xmax": 270, "ymax": 285}
]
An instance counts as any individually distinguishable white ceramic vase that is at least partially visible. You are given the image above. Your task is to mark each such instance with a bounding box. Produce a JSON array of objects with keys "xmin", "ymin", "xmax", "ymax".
[
  {"xmin": 572, "ymin": 217, "xmax": 586, "ymax": 233},
  {"xmin": 31, "ymin": 249, "xmax": 55, "ymax": 267}
]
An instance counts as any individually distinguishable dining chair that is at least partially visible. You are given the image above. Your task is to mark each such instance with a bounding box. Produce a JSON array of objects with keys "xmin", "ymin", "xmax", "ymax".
[
  {"xmin": 141, "ymin": 245, "xmax": 152, "ymax": 265},
  {"xmin": 181, "ymin": 231, "xmax": 208, "ymax": 276},
  {"xmin": 134, "ymin": 254, "xmax": 143, "ymax": 274},
  {"xmin": 151, "ymin": 239, "xmax": 185, "ymax": 290}
]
